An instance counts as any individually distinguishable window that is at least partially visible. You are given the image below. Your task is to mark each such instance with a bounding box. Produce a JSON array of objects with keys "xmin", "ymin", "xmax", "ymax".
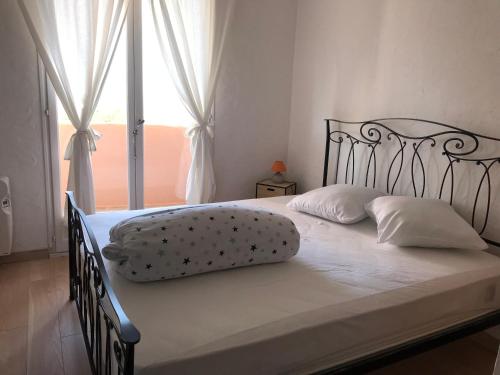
[{"xmin": 56, "ymin": 1, "xmax": 193, "ymax": 211}]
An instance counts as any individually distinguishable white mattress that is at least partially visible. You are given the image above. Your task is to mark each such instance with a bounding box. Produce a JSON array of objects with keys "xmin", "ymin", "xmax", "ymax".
[{"xmin": 87, "ymin": 196, "xmax": 500, "ymax": 375}]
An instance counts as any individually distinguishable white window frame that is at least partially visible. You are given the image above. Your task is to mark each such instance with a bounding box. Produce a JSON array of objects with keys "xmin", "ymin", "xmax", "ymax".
[{"xmin": 128, "ymin": 0, "xmax": 144, "ymax": 210}]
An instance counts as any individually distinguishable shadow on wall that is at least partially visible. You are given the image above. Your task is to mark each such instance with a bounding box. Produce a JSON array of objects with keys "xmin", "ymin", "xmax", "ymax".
[{"xmin": 58, "ymin": 124, "xmax": 191, "ymax": 210}]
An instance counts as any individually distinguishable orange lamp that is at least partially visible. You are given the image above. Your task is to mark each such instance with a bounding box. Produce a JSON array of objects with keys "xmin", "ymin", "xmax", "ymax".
[{"xmin": 271, "ymin": 160, "xmax": 286, "ymax": 182}]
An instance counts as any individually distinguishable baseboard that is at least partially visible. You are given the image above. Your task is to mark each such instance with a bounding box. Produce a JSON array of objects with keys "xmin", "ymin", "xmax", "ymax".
[{"xmin": 0, "ymin": 249, "xmax": 49, "ymax": 264}]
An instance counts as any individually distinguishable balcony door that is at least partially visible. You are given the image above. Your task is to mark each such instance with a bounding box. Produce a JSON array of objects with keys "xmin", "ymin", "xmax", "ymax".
[{"xmin": 56, "ymin": 0, "xmax": 192, "ymax": 212}]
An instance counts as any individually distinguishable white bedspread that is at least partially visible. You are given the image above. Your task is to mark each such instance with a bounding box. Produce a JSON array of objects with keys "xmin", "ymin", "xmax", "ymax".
[{"xmin": 88, "ymin": 196, "xmax": 500, "ymax": 375}]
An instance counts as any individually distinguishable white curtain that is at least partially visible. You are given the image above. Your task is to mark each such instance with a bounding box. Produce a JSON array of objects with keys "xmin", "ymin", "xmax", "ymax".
[
  {"xmin": 150, "ymin": 0, "xmax": 234, "ymax": 204},
  {"xmin": 18, "ymin": 0, "xmax": 129, "ymax": 214}
]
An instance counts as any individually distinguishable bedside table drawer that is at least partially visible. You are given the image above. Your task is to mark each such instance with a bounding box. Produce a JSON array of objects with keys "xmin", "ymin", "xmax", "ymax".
[
  {"xmin": 256, "ymin": 180, "xmax": 296, "ymax": 198},
  {"xmin": 257, "ymin": 184, "xmax": 286, "ymax": 198}
]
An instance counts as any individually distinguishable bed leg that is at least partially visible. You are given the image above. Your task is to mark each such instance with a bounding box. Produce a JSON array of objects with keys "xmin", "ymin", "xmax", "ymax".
[
  {"xmin": 67, "ymin": 194, "xmax": 75, "ymax": 301},
  {"xmin": 123, "ymin": 343, "xmax": 135, "ymax": 375}
]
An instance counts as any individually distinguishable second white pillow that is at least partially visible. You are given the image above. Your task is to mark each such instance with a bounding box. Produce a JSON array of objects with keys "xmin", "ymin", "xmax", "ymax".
[
  {"xmin": 287, "ymin": 184, "xmax": 385, "ymax": 224},
  {"xmin": 365, "ymin": 196, "xmax": 488, "ymax": 250}
]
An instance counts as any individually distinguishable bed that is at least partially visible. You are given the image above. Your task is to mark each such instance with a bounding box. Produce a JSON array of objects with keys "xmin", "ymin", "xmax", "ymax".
[{"xmin": 67, "ymin": 118, "xmax": 500, "ymax": 374}]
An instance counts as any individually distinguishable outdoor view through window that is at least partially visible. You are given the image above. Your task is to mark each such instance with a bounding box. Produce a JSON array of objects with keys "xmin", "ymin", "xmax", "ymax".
[{"xmin": 58, "ymin": 5, "xmax": 193, "ymax": 211}]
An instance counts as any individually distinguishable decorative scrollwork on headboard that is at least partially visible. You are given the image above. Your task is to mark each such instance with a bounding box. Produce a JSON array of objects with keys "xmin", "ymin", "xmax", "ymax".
[{"xmin": 323, "ymin": 118, "xmax": 500, "ymax": 246}]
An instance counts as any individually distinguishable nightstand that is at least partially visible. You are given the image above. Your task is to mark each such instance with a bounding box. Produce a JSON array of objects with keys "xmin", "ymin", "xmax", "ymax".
[{"xmin": 256, "ymin": 179, "xmax": 296, "ymax": 198}]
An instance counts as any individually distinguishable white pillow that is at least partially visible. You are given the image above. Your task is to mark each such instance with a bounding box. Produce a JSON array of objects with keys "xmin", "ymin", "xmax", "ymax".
[
  {"xmin": 287, "ymin": 184, "xmax": 385, "ymax": 224},
  {"xmin": 365, "ymin": 196, "xmax": 488, "ymax": 250}
]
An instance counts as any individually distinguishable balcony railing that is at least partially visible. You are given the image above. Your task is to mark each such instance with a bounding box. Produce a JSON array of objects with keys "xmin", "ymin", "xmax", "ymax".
[{"xmin": 59, "ymin": 123, "xmax": 190, "ymax": 211}]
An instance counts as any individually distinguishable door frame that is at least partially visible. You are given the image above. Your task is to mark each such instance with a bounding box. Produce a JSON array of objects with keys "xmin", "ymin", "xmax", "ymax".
[
  {"xmin": 127, "ymin": 0, "xmax": 145, "ymax": 210},
  {"xmin": 39, "ymin": 59, "xmax": 66, "ymax": 253}
]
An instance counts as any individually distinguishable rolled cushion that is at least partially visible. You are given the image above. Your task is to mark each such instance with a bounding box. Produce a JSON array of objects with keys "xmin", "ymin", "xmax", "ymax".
[{"xmin": 102, "ymin": 204, "xmax": 300, "ymax": 282}]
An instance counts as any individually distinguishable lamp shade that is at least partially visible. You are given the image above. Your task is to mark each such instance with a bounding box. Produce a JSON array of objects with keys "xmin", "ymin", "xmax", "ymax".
[{"xmin": 272, "ymin": 160, "xmax": 287, "ymax": 173}]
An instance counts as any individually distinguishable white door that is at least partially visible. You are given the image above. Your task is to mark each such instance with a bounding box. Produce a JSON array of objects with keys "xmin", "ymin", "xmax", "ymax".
[
  {"xmin": 51, "ymin": 0, "xmax": 191, "ymax": 214},
  {"xmin": 128, "ymin": 0, "xmax": 193, "ymax": 210},
  {"xmin": 48, "ymin": 0, "xmax": 192, "ymax": 251}
]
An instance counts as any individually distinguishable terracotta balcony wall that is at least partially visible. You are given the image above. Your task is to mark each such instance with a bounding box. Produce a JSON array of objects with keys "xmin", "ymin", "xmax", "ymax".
[{"xmin": 59, "ymin": 123, "xmax": 190, "ymax": 211}]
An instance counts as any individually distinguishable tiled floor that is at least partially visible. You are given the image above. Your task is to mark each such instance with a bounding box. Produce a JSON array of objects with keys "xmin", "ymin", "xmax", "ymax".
[{"xmin": 0, "ymin": 256, "xmax": 90, "ymax": 375}]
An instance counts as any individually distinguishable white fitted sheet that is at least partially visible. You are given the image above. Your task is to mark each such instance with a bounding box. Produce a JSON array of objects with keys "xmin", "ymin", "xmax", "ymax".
[{"xmin": 88, "ymin": 196, "xmax": 500, "ymax": 375}]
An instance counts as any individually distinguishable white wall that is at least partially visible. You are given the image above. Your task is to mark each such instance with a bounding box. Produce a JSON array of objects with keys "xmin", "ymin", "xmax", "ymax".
[
  {"xmin": 0, "ymin": 0, "xmax": 49, "ymax": 253},
  {"xmin": 215, "ymin": 0, "xmax": 297, "ymax": 201},
  {"xmin": 287, "ymin": 0, "xmax": 500, "ymax": 192}
]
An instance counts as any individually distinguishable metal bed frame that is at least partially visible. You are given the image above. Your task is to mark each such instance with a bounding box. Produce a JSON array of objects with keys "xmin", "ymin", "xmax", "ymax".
[
  {"xmin": 68, "ymin": 193, "xmax": 139, "ymax": 375},
  {"xmin": 68, "ymin": 117, "xmax": 500, "ymax": 374}
]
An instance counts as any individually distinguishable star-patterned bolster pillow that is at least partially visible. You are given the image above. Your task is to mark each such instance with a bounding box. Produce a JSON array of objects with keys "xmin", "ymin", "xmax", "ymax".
[{"xmin": 102, "ymin": 204, "xmax": 301, "ymax": 282}]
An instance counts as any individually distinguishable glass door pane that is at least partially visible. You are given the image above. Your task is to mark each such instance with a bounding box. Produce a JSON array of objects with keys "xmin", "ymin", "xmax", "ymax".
[
  {"xmin": 141, "ymin": 1, "xmax": 192, "ymax": 208},
  {"xmin": 57, "ymin": 25, "xmax": 129, "ymax": 211}
]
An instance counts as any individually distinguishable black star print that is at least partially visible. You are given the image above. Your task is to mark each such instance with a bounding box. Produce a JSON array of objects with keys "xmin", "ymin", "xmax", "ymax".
[
  {"xmin": 207, "ymin": 261, "xmax": 213, "ymax": 265},
  {"xmin": 249, "ymin": 258, "xmax": 254, "ymax": 263},
  {"xmin": 250, "ymin": 244, "xmax": 257, "ymax": 251},
  {"xmin": 181, "ymin": 272, "xmax": 186, "ymax": 276},
  {"xmin": 230, "ymin": 216, "xmax": 235, "ymax": 219},
  {"xmin": 131, "ymin": 271, "xmax": 137, "ymax": 275},
  {"xmin": 146, "ymin": 264, "xmax": 152, "ymax": 270},
  {"xmin": 232, "ymin": 226, "xmax": 238, "ymax": 232},
  {"xmin": 183, "ymin": 257, "xmax": 191, "ymax": 265},
  {"xmin": 254, "ymin": 218, "xmax": 259, "ymax": 221},
  {"xmin": 231, "ymin": 262, "xmax": 236, "ymax": 266},
  {"xmin": 161, "ymin": 226, "xmax": 167, "ymax": 231},
  {"xmin": 136, "ymin": 227, "xmax": 141, "ymax": 232},
  {"xmin": 219, "ymin": 250, "xmax": 225, "ymax": 256},
  {"xmin": 282, "ymin": 240, "xmax": 287, "ymax": 246},
  {"xmin": 209, "ymin": 217, "xmax": 215, "ymax": 220},
  {"xmin": 162, "ymin": 238, "xmax": 168, "ymax": 244},
  {"xmin": 272, "ymin": 249, "xmax": 277, "ymax": 254},
  {"xmin": 188, "ymin": 226, "xmax": 194, "ymax": 231}
]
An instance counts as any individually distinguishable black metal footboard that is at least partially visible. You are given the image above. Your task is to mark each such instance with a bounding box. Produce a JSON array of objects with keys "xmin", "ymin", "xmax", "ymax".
[{"xmin": 67, "ymin": 192, "xmax": 140, "ymax": 375}]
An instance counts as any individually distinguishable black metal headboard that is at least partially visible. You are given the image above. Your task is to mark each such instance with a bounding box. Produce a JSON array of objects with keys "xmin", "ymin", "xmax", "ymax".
[{"xmin": 323, "ymin": 118, "xmax": 500, "ymax": 246}]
